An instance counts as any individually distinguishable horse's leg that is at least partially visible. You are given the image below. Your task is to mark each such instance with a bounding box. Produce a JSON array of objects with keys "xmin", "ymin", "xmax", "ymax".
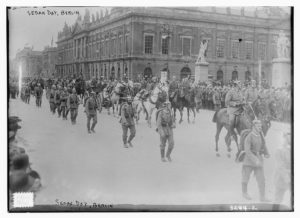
[
  {"xmin": 225, "ymin": 130, "xmax": 232, "ymax": 158},
  {"xmin": 232, "ymin": 132, "xmax": 239, "ymax": 152},
  {"xmin": 192, "ymin": 107, "xmax": 196, "ymax": 124},
  {"xmin": 215, "ymin": 123, "xmax": 223, "ymax": 157},
  {"xmin": 179, "ymin": 107, "xmax": 183, "ymax": 124},
  {"xmin": 187, "ymin": 107, "xmax": 190, "ymax": 124},
  {"xmin": 148, "ymin": 107, "xmax": 154, "ymax": 128}
]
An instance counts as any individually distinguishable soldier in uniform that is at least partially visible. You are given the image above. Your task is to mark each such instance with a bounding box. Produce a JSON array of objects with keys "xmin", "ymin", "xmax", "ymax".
[
  {"xmin": 245, "ymin": 80, "xmax": 258, "ymax": 104},
  {"xmin": 241, "ymin": 119, "xmax": 270, "ymax": 202},
  {"xmin": 60, "ymin": 87, "xmax": 69, "ymax": 120},
  {"xmin": 67, "ymin": 88, "xmax": 80, "ymax": 125},
  {"xmin": 85, "ymin": 91, "xmax": 99, "ymax": 133},
  {"xmin": 34, "ymin": 83, "xmax": 43, "ymax": 107},
  {"xmin": 120, "ymin": 96, "xmax": 136, "ymax": 148},
  {"xmin": 156, "ymin": 101, "xmax": 175, "ymax": 162},
  {"xmin": 25, "ymin": 85, "xmax": 31, "ymax": 104},
  {"xmin": 212, "ymin": 86, "xmax": 222, "ymax": 111},
  {"xmin": 225, "ymin": 81, "xmax": 244, "ymax": 137},
  {"xmin": 54, "ymin": 86, "xmax": 62, "ymax": 117},
  {"xmin": 49, "ymin": 85, "xmax": 56, "ymax": 114}
]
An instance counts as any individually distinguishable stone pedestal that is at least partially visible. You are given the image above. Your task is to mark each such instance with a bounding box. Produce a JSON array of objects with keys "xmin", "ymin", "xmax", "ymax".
[
  {"xmin": 272, "ymin": 58, "xmax": 291, "ymax": 88},
  {"xmin": 195, "ymin": 61, "xmax": 209, "ymax": 83}
]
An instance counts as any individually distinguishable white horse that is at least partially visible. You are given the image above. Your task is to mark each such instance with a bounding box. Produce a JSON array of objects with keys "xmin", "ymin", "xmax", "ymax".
[{"xmin": 143, "ymin": 84, "xmax": 168, "ymax": 128}]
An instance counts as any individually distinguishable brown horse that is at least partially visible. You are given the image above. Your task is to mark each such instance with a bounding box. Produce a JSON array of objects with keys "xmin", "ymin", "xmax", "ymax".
[
  {"xmin": 212, "ymin": 98, "xmax": 271, "ymax": 157},
  {"xmin": 170, "ymin": 87, "xmax": 196, "ymax": 124}
]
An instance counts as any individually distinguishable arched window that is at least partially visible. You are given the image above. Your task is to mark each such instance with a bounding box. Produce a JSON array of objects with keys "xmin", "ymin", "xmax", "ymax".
[
  {"xmin": 217, "ymin": 70, "xmax": 223, "ymax": 82},
  {"xmin": 144, "ymin": 67, "xmax": 152, "ymax": 79},
  {"xmin": 180, "ymin": 67, "xmax": 191, "ymax": 79},
  {"xmin": 232, "ymin": 70, "xmax": 238, "ymax": 81},
  {"xmin": 245, "ymin": 71, "xmax": 251, "ymax": 81}
]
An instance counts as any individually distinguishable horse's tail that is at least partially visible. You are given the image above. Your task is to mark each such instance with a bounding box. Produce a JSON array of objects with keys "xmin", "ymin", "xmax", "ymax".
[{"xmin": 212, "ymin": 110, "xmax": 218, "ymax": 123}]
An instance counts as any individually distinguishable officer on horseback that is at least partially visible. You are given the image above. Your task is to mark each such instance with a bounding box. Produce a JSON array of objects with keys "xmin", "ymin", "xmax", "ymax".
[
  {"xmin": 156, "ymin": 101, "xmax": 175, "ymax": 162},
  {"xmin": 120, "ymin": 96, "xmax": 136, "ymax": 148},
  {"xmin": 225, "ymin": 80, "xmax": 244, "ymax": 137}
]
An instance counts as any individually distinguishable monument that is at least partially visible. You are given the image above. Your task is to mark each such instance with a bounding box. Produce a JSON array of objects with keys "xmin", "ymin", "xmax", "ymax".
[
  {"xmin": 272, "ymin": 31, "xmax": 291, "ymax": 88},
  {"xmin": 195, "ymin": 39, "xmax": 209, "ymax": 83}
]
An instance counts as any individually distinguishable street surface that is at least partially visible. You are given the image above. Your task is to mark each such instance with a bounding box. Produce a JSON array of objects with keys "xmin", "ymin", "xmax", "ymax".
[{"xmin": 9, "ymin": 95, "xmax": 291, "ymax": 208}]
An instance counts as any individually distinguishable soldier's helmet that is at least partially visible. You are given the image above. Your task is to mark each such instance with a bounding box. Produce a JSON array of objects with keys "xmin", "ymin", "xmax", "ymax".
[
  {"xmin": 90, "ymin": 91, "xmax": 96, "ymax": 95},
  {"xmin": 52, "ymin": 85, "xmax": 56, "ymax": 89}
]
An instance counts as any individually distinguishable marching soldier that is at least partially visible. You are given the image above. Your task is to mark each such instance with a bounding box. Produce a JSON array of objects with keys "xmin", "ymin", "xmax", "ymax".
[
  {"xmin": 49, "ymin": 85, "xmax": 56, "ymax": 114},
  {"xmin": 54, "ymin": 85, "xmax": 62, "ymax": 117},
  {"xmin": 212, "ymin": 87, "xmax": 222, "ymax": 111},
  {"xmin": 245, "ymin": 80, "xmax": 258, "ymax": 104},
  {"xmin": 25, "ymin": 85, "xmax": 31, "ymax": 104},
  {"xmin": 225, "ymin": 81, "xmax": 244, "ymax": 137},
  {"xmin": 241, "ymin": 119, "xmax": 270, "ymax": 202},
  {"xmin": 34, "ymin": 83, "xmax": 43, "ymax": 107},
  {"xmin": 60, "ymin": 87, "xmax": 69, "ymax": 120},
  {"xmin": 120, "ymin": 96, "xmax": 136, "ymax": 148},
  {"xmin": 85, "ymin": 91, "xmax": 99, "ymax": 133},
  {"xmin": 156, "ymin": 101, "xmax": 175, "ymax": 162},
  {"xmin": 67, "ymin": 88, "xmax": 80, "ymax": 125}
]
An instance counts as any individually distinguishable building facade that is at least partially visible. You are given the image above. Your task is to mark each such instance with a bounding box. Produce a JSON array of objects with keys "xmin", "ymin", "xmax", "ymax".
[
  {"xmin": 12, "ymin": 47, "xmax": 43, "ymax": 78},
  {"xmin": 42, "ymin": 46, "xmax": 58, "ymax": 78},
  {"xmin": 55, "ymin": 7, "xmax": 291, "ymax": 84}
]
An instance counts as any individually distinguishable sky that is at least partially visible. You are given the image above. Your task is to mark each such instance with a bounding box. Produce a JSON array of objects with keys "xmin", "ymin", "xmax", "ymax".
[{"xmin": 8, "ymin": 6, "xmax": 110, "ymax": 59}]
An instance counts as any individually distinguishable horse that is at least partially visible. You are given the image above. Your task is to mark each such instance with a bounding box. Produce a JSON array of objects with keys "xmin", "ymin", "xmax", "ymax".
[
  {"xmin": 75, "ymin": 79, "xmax": 86, "ymax": 100},
  {"xmin": 142, "ymin": 85, "xmax": 168, "ymax": 128},
  {"xmin": 212, "ymin": 98, "xmax": 271, "ymax": 158},
  {"xmin": 170, "ymin": 86, "xmax": 196, "ymax": 124}
]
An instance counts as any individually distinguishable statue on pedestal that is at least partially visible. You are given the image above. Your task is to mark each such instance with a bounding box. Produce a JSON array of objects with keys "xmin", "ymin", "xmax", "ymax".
[
  {"xmin": 277, "ymin": 31, "xmax": 290, "ymax": 58},
  {"xmin": 196, "ymin": 39, "xmax": 208, "ymax": 63}
]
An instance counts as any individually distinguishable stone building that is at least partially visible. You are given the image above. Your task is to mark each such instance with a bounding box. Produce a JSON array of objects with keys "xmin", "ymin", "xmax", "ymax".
[
  {"xmin": 55, "ymin": 7, "xmax": 291, "ymax": 85},
  {"xmin": 13, "ymin": 46, "xmax": 43, "ymax": 78},
  {"xmin": 42, "ymin": 46, "xmax": 58, "ymax": 78}
]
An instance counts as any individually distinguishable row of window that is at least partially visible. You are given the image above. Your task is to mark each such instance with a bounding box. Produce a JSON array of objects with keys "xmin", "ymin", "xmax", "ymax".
[
  {"xmin": 59, "ymin": 34, "xmax": 269, "ymax": 61},
  {"xmin": 144, "ymin": 35, "xmax": 267, "ymax": 60}
]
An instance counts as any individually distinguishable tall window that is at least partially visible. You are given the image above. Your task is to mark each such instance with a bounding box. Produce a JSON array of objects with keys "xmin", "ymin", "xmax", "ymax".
[
  {"xmin": 162, "ymin": 37, "xmax": 169, "ymax": 55},
  {"xmin": 106, "ymin": 40, "xmax": 109, "ymax": 56},
  {"xmin": 144, "ymin": 35, "xmax": 154, "ymax": 54},
  {"xmin": 231, "ymin": 40, "xmax": 239, "ymax": 59},
  {"xmin": 119, "ymin": 37, "xmax": 123, "ymax": 55},
  {"xmin": 245, "ymin": 41, "xmax": 253, "ymax": 60},
  {"xmin": 216, "ymin": 39, "xmax": 225, "ymax": 58},
  {"xmin": 182, "ymin": 37, "xmax": 191, "ymax": 56},
  {"xmin": 258, "ymin": 43, "xmax": 266, "ymax": 60},
  {"xmin": 125, "ymin": 35, "xmax": 129, "ymax": 53}
]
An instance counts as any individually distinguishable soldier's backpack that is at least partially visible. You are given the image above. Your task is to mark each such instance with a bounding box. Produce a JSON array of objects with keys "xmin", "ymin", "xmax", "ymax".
[
  {"xmin": 119, "ymin": 102, "xmax": 127, "ymax": 117},
  {"xmin": 235, "ymin": 128, "xmax": 266, "ymax": 163}
]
